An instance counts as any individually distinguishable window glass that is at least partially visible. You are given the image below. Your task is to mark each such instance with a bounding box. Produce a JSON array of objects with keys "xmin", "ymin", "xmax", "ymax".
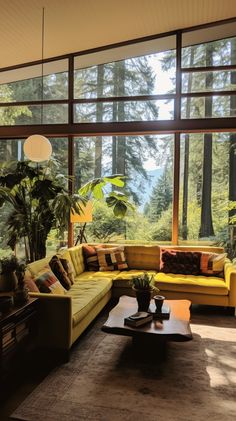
[
  {"xmin": 74, "ymin": 99, "xmax": 174, "ymax": 122},
  {"xmin": 182, "ymin": 70, "xmax": 236, "ymax": 93},
  {"xmin": 74, "ymin": 37, "xmax": 176, "ymax": 99},
  {"xmin": 0, "ymin": 59, "xmax": 68, "ymax": 102},
  {"xmin": 179, "ymin": 133, "xmax": 236, "ymax": 254},
  {"xmin": 181, "ymin": 95, "xmax": 236, "ymax": 118},
  {"xmin": 74, "ymin": 135, "xmax": 174, "ymax": 243},
  {"xmin": 182, "ymin": 37, "xmax": 236, "ymax": 68},
  {"xmin": 0, "ymin": 104, "xmax": 68, "ymax": 125}
]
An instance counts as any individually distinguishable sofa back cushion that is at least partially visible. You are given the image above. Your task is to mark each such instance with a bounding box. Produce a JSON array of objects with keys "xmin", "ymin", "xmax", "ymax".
[
  {"xmin": 27, "ymin": 257, "xmax": 52, "ymax": 276},
  {"xmin": 124, "ymin": 245, "xmax": 160, "ymax": 270},
  {"xmin": 68, "ymin": 246, "xmax": 85, "ymax": 275}
]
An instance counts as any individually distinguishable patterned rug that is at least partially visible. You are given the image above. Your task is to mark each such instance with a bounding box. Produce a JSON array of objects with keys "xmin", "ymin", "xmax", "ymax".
[{"xmin": 11, "ymin": 307, "xmax": 236, "ymax": 421}]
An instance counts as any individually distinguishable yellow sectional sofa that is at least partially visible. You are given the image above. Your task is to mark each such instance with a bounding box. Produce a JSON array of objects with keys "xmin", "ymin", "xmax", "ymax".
[{"xmin": 27, "ymin": 244, "xmax": 236, "ymax": 357}]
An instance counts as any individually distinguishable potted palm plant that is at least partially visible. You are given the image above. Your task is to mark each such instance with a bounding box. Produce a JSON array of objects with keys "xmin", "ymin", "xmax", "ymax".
[
  {"xmin": 0, "ymin": 160, "xmax": 134, "ymax": 262},
  {"xmin": 130, "ymin": 272, "xmax": 159, "ymax": 312}
]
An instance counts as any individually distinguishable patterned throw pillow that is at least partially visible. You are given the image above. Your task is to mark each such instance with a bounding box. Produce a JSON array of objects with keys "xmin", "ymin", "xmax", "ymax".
[
  {"xmin": 82, "ymin": 244, "xmax": 101, "ymax": 271},
  {"xmin": 35, "ymin": 267, "xmax": 66, "ymax": 295},
  {"xmin": 200, "ymin": 252, "xmax": 227, "ymax": 276},
  {"xmin": 160, "ymin": 249, "xmax": 201, "ymax": 275},
  {"xmin": 96, "ymin": 246, "xmax": 128, "ymax": 271},
  {"xmin": 49, "ymin": 256, "xmax": 72, "ymax": 290}
]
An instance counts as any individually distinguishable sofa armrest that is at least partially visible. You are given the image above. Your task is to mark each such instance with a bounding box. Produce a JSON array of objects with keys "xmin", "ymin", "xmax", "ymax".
[
  {"xmin": 224, "ymin": 260, "xmax": 236, "ymax": 306},
  {"xmin": 29, "ymin": 292, "xmax": 72, "ymax": 351}
]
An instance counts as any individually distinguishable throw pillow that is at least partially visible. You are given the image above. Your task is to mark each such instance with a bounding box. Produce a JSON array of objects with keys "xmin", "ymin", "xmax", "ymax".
[
  {"xmin": 49, "ymin": 256, "xmax": 71, "ymax": 290},
  {"xmin": 200, "ymin": 252, "xmax": 227, "ymax": 276},
  {"xmin": 59, "ymin": 257, "xmax": 75, "ymax": 285},
  {"xmin": 82, "ymin": 244, "xmax": 101, "ymax": 271},
  {"xmin": 24, "ymin": 272, "xmax": 40, "ymax": 293},
  {"xmin": 160, "ymin": 249, "xmax": 201, "ymax": 275},
  {"xmin": 96, "ymin": 246, "xmax": 128, "ymax": 271},
  {"xmin": 35, "ymin": 267, "xmax": 66, "ymax": 295}
]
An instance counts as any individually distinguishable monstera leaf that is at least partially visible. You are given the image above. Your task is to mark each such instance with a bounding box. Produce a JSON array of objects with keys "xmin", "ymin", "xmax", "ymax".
[
  {"xmin": 106, "ymin": 191, "xmax": 135, "ymax": 218},
  {"xmin": 79, "ymin": 175, "xmax": 125, "ymax": 199}
]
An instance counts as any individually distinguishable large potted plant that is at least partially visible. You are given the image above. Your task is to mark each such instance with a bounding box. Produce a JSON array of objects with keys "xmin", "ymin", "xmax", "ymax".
[{"xmin": 0, "ymin": 160, "xmax": 134, "ymax": 262}]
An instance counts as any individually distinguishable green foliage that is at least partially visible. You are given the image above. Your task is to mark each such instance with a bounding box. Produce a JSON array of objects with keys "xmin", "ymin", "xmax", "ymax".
[
  {"xmin": 130, "ymin": 272, "xmax": 158, "ymax": 291},
  {"xmin": 87, "ymin": 202, "xmax": 126, "ymax": 242},
  {"xmin": 150, "ymin": 207, "xmax": 172, "ymax": 241},
  {"xmin": 0, "ymin": 161, "xmax": 133, "ymax": 262}
]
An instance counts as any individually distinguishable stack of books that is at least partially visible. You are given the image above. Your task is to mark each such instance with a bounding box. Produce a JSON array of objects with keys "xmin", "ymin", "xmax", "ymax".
[{"xmin": 124, "ymin": 311, "xmax": 153, "ymax": 327}]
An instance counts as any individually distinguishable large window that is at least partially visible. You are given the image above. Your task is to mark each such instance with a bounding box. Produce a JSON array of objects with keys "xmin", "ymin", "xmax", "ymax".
[
  {"xmin": 74, "ymin": 135, "xmax": 174, "ymax": 243},
  {"xmin": 0, "ymin": 19, "xmax": 236, "ymax": 253},
  {"xmin": 179, "ymin": 132, "xmax": 236, "ymax": 245}
]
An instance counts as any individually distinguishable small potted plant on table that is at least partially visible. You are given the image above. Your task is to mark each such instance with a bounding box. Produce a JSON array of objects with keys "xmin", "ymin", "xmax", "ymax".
[{"xmin": 131, "ymin": 272, "xmax": 159, "ymax": 312}]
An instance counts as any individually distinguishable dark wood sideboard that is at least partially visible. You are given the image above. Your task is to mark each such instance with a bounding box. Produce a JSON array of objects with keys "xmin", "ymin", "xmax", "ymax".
[{"xmin": 0, "ymin": 297, "xmax": 39, "ymax": 398}]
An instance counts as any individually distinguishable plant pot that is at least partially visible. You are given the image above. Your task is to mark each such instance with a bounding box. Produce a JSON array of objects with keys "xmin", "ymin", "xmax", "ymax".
[
  {"xmin": 0, "ymin": 272, "xmax": 18, "ymax": 292},
  {"xmin": 14, "ymin": 287, "xmax": 29, "ymax": 306},
  {"xmin": 133, "ymin": 287, "xmax": 154, "ymax": 312}
]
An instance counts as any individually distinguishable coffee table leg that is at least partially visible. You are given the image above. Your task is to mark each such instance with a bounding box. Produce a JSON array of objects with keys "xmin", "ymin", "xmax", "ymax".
[{"xmin": 132, "ymin": 335, "xmax": 168, "ymax": 362}]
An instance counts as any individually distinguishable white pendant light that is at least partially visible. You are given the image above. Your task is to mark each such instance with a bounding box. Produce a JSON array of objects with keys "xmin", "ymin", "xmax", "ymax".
[
  {"xmin": 24, "ymin": 8, "xmax": 52, "ymax": 162},
  {"xmin": 23, "ymin": 134, "xmax": 52, "ymax": 162}
]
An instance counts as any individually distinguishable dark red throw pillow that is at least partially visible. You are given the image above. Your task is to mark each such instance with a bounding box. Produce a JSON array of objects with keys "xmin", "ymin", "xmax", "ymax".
[
  {"xmin": 160, "ymin": 249, "xmax": 201, "ymax": 275},
  {"xmin": 82, "ymin": 244, "xmax": 101, "ymax": 271}
]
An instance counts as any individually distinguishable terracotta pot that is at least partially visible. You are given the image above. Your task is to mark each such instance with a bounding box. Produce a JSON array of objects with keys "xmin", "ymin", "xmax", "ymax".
[{"xmin": 133, "ymin": 287, "xmax": 154, "ymax": 312}]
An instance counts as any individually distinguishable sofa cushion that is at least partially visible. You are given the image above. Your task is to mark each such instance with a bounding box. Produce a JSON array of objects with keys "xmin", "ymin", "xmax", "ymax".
[
  {"xmin": 160, "ymin": 249, "xmax": 201, "ymax": 275},
  {"xmin": 124, "ymin": 245, "xmax": 160, "ymax": 270},
  {"xmin": 96, "ymin": 246, "xmax": 128, "ymax": 271},
  {"xmin": 49, "ymin": 256, "xmax": 72, "ymax": 290},
  {"xmin": 35, "ymin": 267, "xmax": 66, "ymax": 295},
  {"xmin": 75, "ymin": 271, "xmax": 120, "ymax": 281},
  {"xmin": 24, "ymin": 272, "xmax": 40, "ymax": 292},
  {"xmin": 68, "ymin": 246, "xmax": 85, "ymax": 275},
  {"xmin": 154, "ymin": 273, "xmax": 228, "ymax": 296},
  {"xmin": 59, "ymin": 257, "xmax": 75, "ymax": 285},
  {"xmin": 27, "ymin": 257, "xmax": 51, "ymax": 276},
  {"xmin": 82, "ymin": 244, "xmax": 100, "ymax": 271},
  {"xmin": 200, "ymin": 252, "xmax": 227, "ymax": 276},
  {"xmin": 113, "ymin": 270, "xmax": 157, "ymax": 288},
  {"xmin": 67, "ymin": 278, "xmax": 112, "ymax": 326}
]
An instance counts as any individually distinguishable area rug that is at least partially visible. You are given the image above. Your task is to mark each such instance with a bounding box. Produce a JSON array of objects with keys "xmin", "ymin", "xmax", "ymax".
[{"xmin": 12, "ymin": 309, "xmax": 236, "ymax": 421}]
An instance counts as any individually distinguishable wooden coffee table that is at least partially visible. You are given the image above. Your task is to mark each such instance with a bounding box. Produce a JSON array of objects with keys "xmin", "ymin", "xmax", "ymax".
[{"xmin": 102, "ymin": 296, "xmax": 192, "ymax": 358}]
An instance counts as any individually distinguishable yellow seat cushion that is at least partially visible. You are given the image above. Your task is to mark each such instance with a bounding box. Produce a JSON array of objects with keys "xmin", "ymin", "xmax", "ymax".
[
  {"xmin": 75, "ymin": 271, "xmax": 120, "ymax": 281},
  {"xmin": 67, "ymin": 278, "xmax": 112, "ymax": 327},
  {"xmin": 154, "ymin": 273, "xmax": 228, "ymax": 296},
  {"xmin": 113, "ymin": 270, "xmax": 157, "ymax": 288}
]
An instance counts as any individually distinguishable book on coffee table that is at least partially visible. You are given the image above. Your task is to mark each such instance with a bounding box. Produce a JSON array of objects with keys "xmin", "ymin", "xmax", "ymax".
[{"xmin": 124, "ymin": 311, "xmax": 153, "ymax": 327}]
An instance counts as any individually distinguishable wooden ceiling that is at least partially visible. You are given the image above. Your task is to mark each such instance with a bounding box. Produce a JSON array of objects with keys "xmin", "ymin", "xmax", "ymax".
[{"xmin": 0, "ymin": 0, "xmax": 235, "ymax": 69}]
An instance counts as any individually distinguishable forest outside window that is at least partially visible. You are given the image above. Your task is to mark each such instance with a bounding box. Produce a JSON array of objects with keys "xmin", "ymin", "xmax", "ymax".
[{"xmin": 74, "ymin": 135, "xmax": 174, "ymax": 243}]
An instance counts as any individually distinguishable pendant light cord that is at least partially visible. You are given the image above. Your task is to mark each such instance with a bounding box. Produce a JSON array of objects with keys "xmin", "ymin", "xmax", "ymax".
[{"xmin": 41, "ymin": 7, "xmax": 45, "ymax": 124}]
